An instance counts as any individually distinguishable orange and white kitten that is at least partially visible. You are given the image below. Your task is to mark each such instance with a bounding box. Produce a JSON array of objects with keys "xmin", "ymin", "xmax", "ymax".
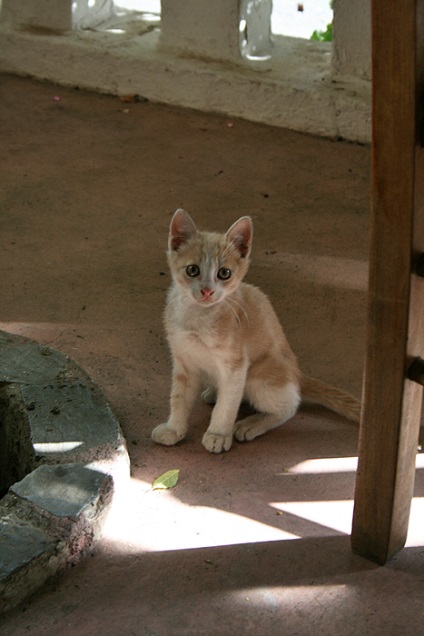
[{"xmin": 152, "ymin": 209, "xmax": 360, "ymax": 453}]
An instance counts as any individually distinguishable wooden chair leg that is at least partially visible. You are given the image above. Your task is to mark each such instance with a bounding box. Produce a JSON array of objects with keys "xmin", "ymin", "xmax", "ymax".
[{"xmin": 351, "ymin": 0, "xmax": 424, "ymax": 564}]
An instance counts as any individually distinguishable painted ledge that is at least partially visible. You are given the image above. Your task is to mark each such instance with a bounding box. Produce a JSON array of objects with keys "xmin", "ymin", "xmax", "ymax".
[{"xmin": 0, "ymin": 26, "xmax": 371, "ymax": 143}]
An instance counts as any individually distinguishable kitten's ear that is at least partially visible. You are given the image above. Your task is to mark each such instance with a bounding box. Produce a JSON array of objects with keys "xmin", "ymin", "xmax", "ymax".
[
  {"xmin": 226, "ymin": 216, "xmax": 253, "ymax": 258},
  {"xmin": 169, "ymin": 209, "xmax": 197, "ymax": 251}
]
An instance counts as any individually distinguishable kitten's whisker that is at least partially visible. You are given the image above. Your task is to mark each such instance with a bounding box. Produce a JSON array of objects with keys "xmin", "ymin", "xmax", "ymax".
[
  {"xmin": 224, "ymin": 299, "xmax": 241, "ymax": 326},
  {"xmin": 226, "ymin": 296, "xmax": 249, "ymax": 327}
]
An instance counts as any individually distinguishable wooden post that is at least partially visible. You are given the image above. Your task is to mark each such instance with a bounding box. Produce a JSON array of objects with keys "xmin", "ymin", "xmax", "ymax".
[{"xmin": 351, "ymin": 0, "xmax": 424, "ymax": 564}]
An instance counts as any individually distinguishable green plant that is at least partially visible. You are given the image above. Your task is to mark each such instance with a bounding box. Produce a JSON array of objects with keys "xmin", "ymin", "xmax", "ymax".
[
  {"xmin": 310, "ymin": 22, "xmax": 332, "ymax": 42},
  {"xmin": 310, "ymin": 1, "xmax": 333, "ymax": 42}
]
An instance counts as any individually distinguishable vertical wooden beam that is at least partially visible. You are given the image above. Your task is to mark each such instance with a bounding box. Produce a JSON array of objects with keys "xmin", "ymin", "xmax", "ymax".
[{"xmin": 351, "ymin": 0, "xmax": 424, "ymax": 564}]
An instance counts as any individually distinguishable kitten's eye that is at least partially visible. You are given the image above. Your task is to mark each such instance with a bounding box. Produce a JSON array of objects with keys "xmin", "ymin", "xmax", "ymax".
[
  {"xmin": 217, "ymin": 267, "xmax": 231, "ymax": 280},
  {"xmin": 186, "ymin": 264, "xmax": 200, "ymax": 277}
]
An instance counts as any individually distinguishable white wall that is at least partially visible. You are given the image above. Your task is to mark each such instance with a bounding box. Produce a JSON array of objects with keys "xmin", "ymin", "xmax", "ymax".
[{"xmin": 332, "ymin": 0, "xmax": 371, "ymax": 81}]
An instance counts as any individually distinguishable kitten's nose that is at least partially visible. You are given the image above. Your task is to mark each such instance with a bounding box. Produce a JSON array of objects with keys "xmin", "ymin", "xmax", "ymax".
[{"xmin": 201, "ymin": 288, "xmax": 214, "ymax": 299}]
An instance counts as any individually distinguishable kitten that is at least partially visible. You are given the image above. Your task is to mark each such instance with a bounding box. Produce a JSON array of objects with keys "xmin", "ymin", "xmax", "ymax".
[{"xmin": 152, "ymin": 209, "xmax": 360, "ymax": 453}]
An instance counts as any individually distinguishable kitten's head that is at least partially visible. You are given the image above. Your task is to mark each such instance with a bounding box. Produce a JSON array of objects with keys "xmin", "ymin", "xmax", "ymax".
[{"xmin": 167, "ymin": 209, "xmax": 252, "ymax": 307}]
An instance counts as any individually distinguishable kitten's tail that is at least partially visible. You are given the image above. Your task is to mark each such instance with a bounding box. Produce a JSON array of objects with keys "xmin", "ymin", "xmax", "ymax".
[{"xmin": 300, "ymin": 374, "xmax": 361, "ymax": 423}]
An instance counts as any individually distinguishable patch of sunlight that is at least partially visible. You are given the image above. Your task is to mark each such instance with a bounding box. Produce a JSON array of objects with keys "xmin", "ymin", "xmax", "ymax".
[
  {"xmin": 271, "ymin": 500, "xmax": 354, "ymax": 535},
  {"xmin": 232, "ymin": 583, "xmax": 349, "ymax": 608},
  {"xmin": 33, "ymin": 441, "xmax": 83, "ymax": 453},
  {"xmin": 416, "ymin": 453, "xmax": 424, "ymax": 469},
  {"xmin": 102, "ymin": 477, "xmax": 299, "ymax": 554},
  {"xmin": 114, "ymin": 0, "xmax": 160, "ymax": 12},
  {"xmin": 286, "ymin": 456, "xmax": 358, "ymax": 475},
  {"xmin": 266, "ymin": 252, "xmax": 368, "ymax": 291},
  {"xmin": 406, "ymin": 497, "xmax": 424, "ymax": 547},
  {"xmin": 288, "ymin": 448, "xmax": 424, "ymax": 476},
  {"xmin": 0, "ymin": 321, "xmax": 74, "ymax": 338}
]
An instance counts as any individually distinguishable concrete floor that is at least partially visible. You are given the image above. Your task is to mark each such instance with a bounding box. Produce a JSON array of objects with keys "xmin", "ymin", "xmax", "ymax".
[{"xmin": 0, "ymin": 73, "xmax": 423, "ymax": 635}]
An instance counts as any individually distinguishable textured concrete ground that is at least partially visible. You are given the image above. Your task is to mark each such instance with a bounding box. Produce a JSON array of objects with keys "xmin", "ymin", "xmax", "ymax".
[{"xmin": 0, "ymin": 73, "xmax": 423, "ymax": 635}]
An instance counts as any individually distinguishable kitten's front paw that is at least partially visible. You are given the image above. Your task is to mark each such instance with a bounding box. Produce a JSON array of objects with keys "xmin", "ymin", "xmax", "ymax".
[
  {"xmin": 152, "ymin": 424, "xmax": 184, "ymax": 447},
  {"xmin": 202, "ymin": 431, "xmax": 233, "ymax": 453}
]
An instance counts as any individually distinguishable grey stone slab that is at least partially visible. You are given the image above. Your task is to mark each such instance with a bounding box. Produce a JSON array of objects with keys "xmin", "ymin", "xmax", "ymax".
[
  {"xmin": 11, "ymin": 464, "xmax": 113, "ymax": 519},
  {"xmin": 0, "ymin": 330, "xmax": 128, "ymax": 614},
  {"xmin": 20, "ymin": 382, "xmax": 123, "ymax": 464},
  {"xmin": 0, "ymin": 332, "xmax": 67, "ymax": 385},
  {"xmin": 0, "ymin": 520, "xmax": 57, "ymax": 578}
]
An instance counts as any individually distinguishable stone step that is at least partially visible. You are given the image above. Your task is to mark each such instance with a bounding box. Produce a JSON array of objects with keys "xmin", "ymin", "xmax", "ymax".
[{"xmin": 0, "ymin": 330, "xmax": 130, "ymax": 614}]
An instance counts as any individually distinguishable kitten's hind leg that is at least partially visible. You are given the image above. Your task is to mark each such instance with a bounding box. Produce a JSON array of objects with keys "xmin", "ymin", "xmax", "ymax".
[
  {"xmin": 236, "ymin": 381, "xmax": 300, "ymax": 442},
  {"xmin": 235, "ymin": 413, "xmax": 282, "ymax": 441}
]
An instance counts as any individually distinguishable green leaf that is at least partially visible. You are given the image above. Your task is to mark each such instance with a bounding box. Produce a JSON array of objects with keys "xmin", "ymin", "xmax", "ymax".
[
  {"xmin": 152, "ymin": 469, "xmax": 180, "ymax": 490},
  {"xmin": 310, "ymin": 22, "xmax": 333, "ymax": 42}
]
